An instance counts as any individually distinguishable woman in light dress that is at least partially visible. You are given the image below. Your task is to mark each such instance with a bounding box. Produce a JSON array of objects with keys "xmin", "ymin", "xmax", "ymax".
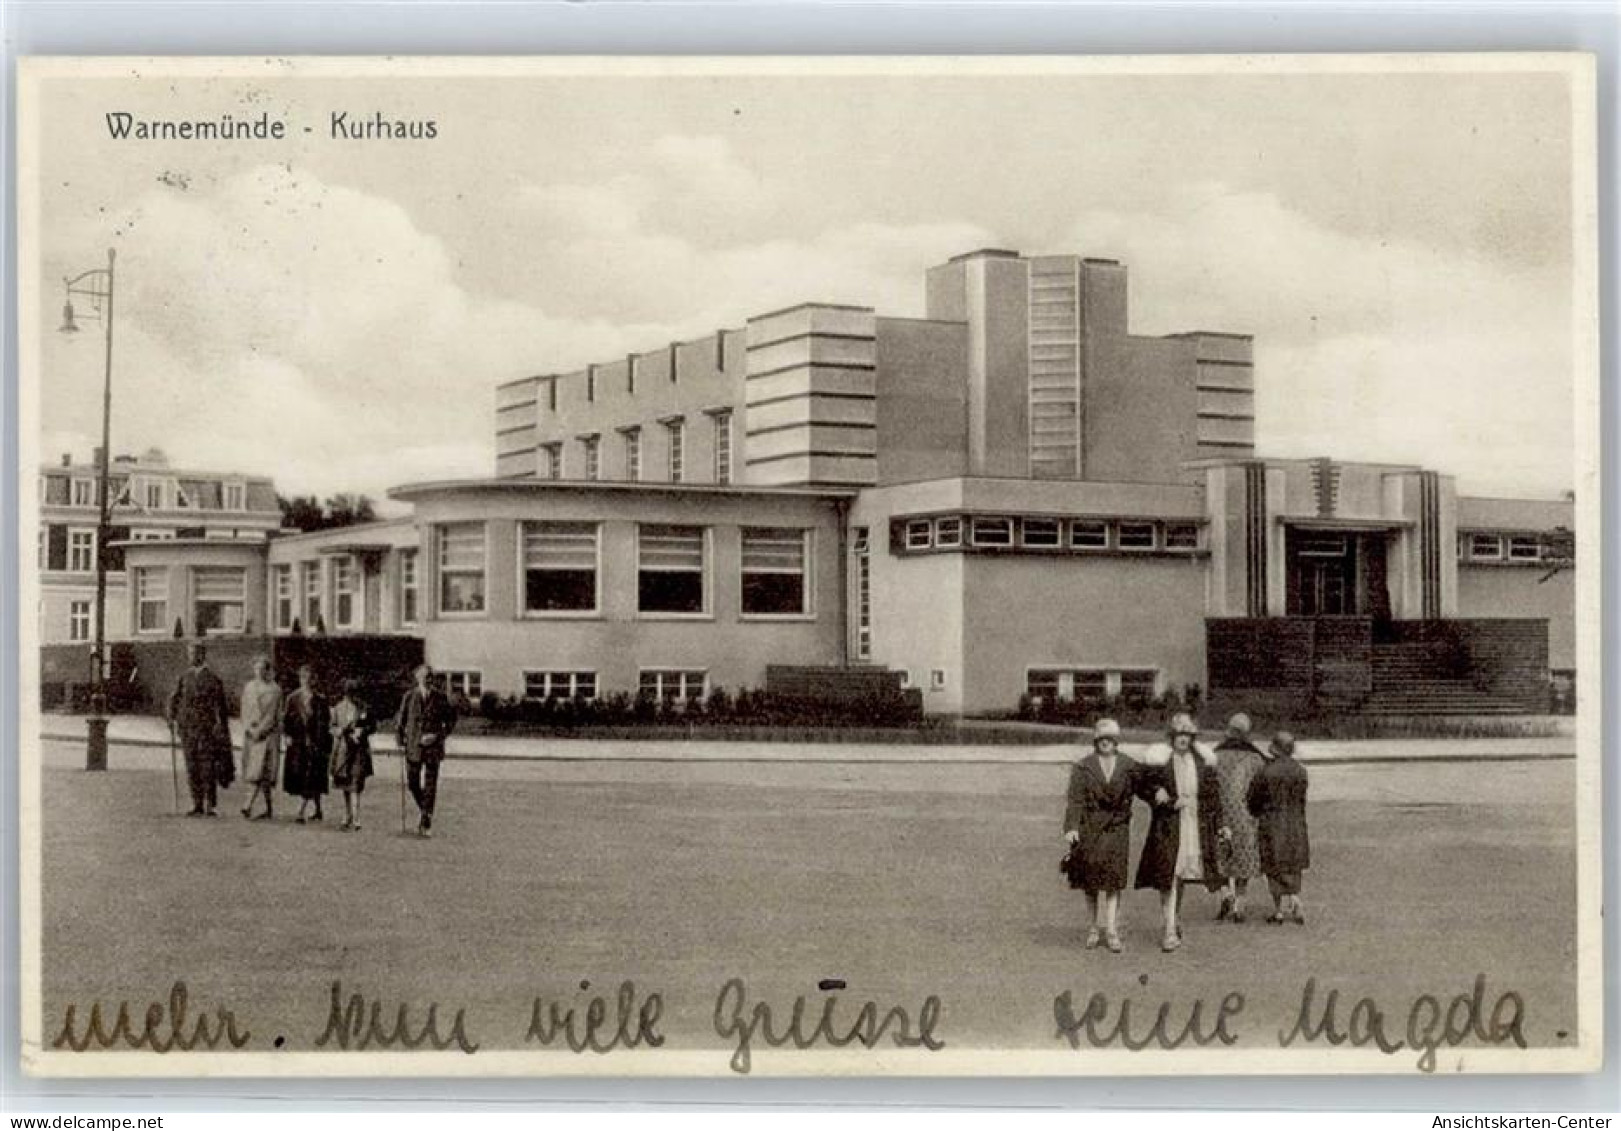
[
  {"xmin": 239, "ymin": 657, "xmax": 283, "ymax": 821},
  {"xmin": 1132, "ymin": 713, "xmax": 1227, "ymax": 952}
]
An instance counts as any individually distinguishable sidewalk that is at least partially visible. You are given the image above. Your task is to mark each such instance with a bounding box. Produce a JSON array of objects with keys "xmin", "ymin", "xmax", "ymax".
[{"xmin": 39, "ymin": 712, "xmax": 1577, "ymax": 765}]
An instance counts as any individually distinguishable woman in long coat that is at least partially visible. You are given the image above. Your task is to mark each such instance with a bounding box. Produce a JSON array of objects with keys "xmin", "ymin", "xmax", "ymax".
[
  {"xmin": 281, "ymin": 665, "xmax": 332, "ymax": 824},
  {"xmin": 1062, "ymin": 718, "xmax": 1135, "ymax": 953},
  {"xmin": 1212, "ymin": 712, "xmax": 1270, "ymax": 923},
  {"xmin": 1247, "ymin": 731, "xmax": 1311, "ymax": 924},
  {"xmin": 329, "ymin": 679, "xmax": 375, "ymax": 832},
  {"xmin": 1133, "ymin": 713, "xmax": 1227, "ymax": 952},
  {"xmin": 239, "ymin": 657, "xmax": 282, "ymax": 820}
]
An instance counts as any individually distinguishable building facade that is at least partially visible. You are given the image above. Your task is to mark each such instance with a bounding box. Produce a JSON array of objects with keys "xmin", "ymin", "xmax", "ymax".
[
  {"xmin": 67, "ymin": 248, "xmax": 1575, "ymax": 718},
  {"xmin": 37, "ymin": 448, "xmax": 281, "ymax": 646}
]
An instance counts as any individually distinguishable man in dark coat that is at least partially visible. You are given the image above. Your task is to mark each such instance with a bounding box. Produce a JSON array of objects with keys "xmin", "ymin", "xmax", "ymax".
[
  {"xmin": 395, "ymin": 664, "xmax": 456, "ymax": 838},
  {"xmin": 166, "ymin": 643, "xmax": 232, "ymax": 817},
  {"xmin": 1247, "ymin": 731, "xmax": 1311, "ymax": 924},
  {"xmin": 1062, "ymin": 718, "xmax": 1135, "ymax": 953},
  {"xmin": 1133, "ymin": 713, "xmax": 1227, "ymax": 952}
]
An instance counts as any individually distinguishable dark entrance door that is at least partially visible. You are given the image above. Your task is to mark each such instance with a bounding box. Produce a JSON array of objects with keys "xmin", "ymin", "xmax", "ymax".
[{"xmin": 1285, "ymin": 529, "xmax": 1390, "ymax": 617}]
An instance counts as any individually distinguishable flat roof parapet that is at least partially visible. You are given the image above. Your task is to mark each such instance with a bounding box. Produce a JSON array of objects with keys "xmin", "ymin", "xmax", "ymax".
[{"xmin": 947, "ymin": 248, "xmax": 1022, "ymax": 263}]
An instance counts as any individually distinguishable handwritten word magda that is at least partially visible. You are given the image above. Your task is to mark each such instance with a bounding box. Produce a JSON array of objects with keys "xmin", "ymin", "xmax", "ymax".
[
  {"xmin": 1279, "ymin": 973, "xmax": 1527, "ymax": 1072},
  {"xmin": 1053, "ymin": 981, "xmax": 1245, "ymax": 1051},
  {"xmin": 314, "ymin": 981, "xmax": 479, "ymax": 1054},
  {"xmin": 712, "ymin": 977, "xmax": 945, "ymax": 1075},
  {"xmin": 525, "ymin": 980, "xmax": 665, "ymax": 1053},
  {"xmin": 52, "ymin": 981, "xmax": 250, "ymax": 1052}
]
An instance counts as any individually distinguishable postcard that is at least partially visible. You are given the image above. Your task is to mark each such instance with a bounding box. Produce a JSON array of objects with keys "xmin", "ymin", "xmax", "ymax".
[{"xmin": 16, "ymin": 54, "xmax": 1600, "ymax": 1076}]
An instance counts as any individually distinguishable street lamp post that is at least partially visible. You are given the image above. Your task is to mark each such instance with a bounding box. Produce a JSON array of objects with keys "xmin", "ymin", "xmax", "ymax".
[{"xmin": 60, "ymin": 248, "xmax": 116, "ymax": 771}]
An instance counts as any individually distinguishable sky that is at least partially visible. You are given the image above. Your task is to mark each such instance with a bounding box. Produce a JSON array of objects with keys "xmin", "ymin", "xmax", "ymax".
[{"xmin": 26, "ymin": 59, "xmax": 1586, "ymax": 508}]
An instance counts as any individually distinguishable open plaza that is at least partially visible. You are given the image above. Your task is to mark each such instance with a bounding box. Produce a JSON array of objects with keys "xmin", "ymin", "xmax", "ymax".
[{"xmin": 39, "ymin": 729, "xmax": 1578, "ymax": 1069}]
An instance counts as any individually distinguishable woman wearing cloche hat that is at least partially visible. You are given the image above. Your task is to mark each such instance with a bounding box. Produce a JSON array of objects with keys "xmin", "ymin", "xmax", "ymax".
[
  {"xmin": 1132, "ymin": 713, "xmax": 1228, "ymax": 952},
  {"xmin": 1062, "ymin": 718, "xmax": 1136, "ymax": 953}
]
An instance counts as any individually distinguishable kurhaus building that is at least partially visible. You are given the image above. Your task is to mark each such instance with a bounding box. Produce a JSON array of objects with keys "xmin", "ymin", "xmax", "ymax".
[{"xmin": 93, "ymin": 248, "xmax": 1576, "ymax": 716}]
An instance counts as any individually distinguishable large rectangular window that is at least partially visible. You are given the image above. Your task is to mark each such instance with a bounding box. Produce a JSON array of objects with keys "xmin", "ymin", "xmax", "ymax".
[
  {"xmin": 524, "ymin": 671, "xmax": 598, "ymax": 701},
  {"xmin": 438, "ymin": 522, "xmax": 487, "ymax": 614},
  {"xmin": 1467, "ymin": 533, "xmax": 1504, "ymax": 560},
  {"xmin": 638, "ymin": 524, "xmax": 705, "ymax": 614},
  {"xmin": 665, "ymin": 419, "xmax": 686, "ymax": 482},
  {"xmin": 69, "ymin": 599, "xmax": 91, "ymax": 642},
  {"xmin": 272, "ymin": 564, "xmax": 294, "ymax": 630},
  {"xmin": 193, "ymin": 566, "xmax": 246, "ymax": 634},
  {"xmin": 333, "ymin": 556, "xmax": 358, "ymax": 628},
  {"xmin": 1026, "ymin": 668, "xmax": 1156, "ymax": 701},
  {"xmin": 1021, "ymin": 517, "xmax": 1061, "ymax": 548},
  {"xmin": 223, "ymin": 481, "xmax": 246, "ymax": 511},
  {"xmin": 399, "ymin": 549, "xmax": 420, "ymax": 625},
  {"xmin": 1164, "ymin": 524, "xmax": 1200, "ymax": 551},
  {"xmin": 712, "ymin": 410, "xmax": 733, "ymax": 485},
  {"xmin": 640, "ymin": 669, "xmax": 706, "ymax": 702},
  {"xmin": 71, "ymin": 478, "xmax": 96, "ymax": 507},
  {"xmin": 301, "ymin": 560, "xmax": 323, "ymax": 628},
  {"xmin": 971, "ymin": 517, "xmax": 1014, "ymax": 547},
  {"xmin": 142, "ymin": 479, "xmax": 165, "ymax": 510},
  {"xmin": 135, "ymin": 568, "xmax": 168, "ymax": 633},
  {"xmin": 1507, "ymin": 535, "xmax": 1543, "ymax": 561},
  {"xmin": 68, "ymin": 529, "xmax": 96, "ymax": 572},
  {"xmin": 442, "ymin": 670, "xmax": 482, "ymax": 703},
  {"xmin": 1070, "ymin": 520, "xmax": 1109, "ymax": 549},
  {"xmin": 1117, "ymin": 522, "xmax": 1158, "ymax": 551},
  {"xmin": 523, "ymin": 521, "xmax": 599, "ymax": 613},
  {"xmin": 741, "ymin": 527, "xmax": 809, "ymax": 616}
]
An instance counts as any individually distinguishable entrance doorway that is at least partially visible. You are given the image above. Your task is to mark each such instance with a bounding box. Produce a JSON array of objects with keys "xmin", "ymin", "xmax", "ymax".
[{"xmin": 1285, "ymin": 529, "xmax": 1391, "ymax": 618}]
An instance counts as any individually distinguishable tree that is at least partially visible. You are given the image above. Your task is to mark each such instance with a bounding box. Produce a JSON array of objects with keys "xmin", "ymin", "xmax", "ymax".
[{"xmin": 277, "ymin": 492, "xmax": 378, "ymax": 533}]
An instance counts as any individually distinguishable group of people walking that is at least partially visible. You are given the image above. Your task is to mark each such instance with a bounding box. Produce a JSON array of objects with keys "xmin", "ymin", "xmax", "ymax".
[
  {"xmin": 1061, "ymin": 712, "xmax": 1311, "ymax": 954},
  {"xmin": 166, "ymin": 645, "xmax": 457, "ymax": 838}
]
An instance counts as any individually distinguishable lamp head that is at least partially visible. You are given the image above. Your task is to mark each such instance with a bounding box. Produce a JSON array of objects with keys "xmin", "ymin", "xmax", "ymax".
[{"xmin": 58, "ymin": 300, "xmax": 80, "ymax": 334}]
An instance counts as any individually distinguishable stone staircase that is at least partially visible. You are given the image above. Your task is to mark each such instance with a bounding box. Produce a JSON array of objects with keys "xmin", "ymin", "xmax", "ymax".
[{"xmin": 1360, "ymin": 641, "xmax": 1528, "ymax": 715}]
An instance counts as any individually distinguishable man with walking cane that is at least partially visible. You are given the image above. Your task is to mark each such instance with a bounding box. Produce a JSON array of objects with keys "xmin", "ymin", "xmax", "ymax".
[
  {"xmin": 166, "ymin": 643, "xmax": 231, "ymax": 817},
  {"xmin": 395, "ymin": 664, "xmax": 456, "ymax": 839}
]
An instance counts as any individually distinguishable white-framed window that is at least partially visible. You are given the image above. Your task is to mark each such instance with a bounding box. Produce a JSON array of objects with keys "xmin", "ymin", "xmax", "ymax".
[
  {"xmin": 442, "ymin": 670, "xmax": 482, "ymax": 702},
  {"xmin": 935, "ymin": 517, "xmax": 962, "ymax": 548},
  {"xmin": 71, "ymin": 478, "xmax": 96, "ymax": 507},
  {"xmin": 971, "ymin": 516, "xmax": 1014, "ymax": 547},
  {"xmin": 542, "ymin": 443, "xmax": 563, "ymax": 480},
  {"xmin": 1466, "ymin": 533, "xmax": 1504, "ymax": 560},
  {"xmin": 1117, "ymin": 522, "xmax": 1158, "ymax": 551},
  {"xmin": 640, "ymin": 669, "xmax": 706, "ymax": 702},
  {"xmin": 1507, "ymin": 535, "xmax": 1543, "ymax": 561},
  {"xmin": 1070, "ymin": 520, "xmax": 1109, "ymax": 549},
  {"xmin": 399, "ymin": 549, "xmax": 420, "ymax": 625},
  {"xmin": 665, "ymin": 418, "xmax": 686, "ymax": 482},
  {"xmin": 272, "ymin": 564, "xmax": 294, "ymax": 631},
  {"xmin": 638, "ymin": 524, "xmax": 706, "ymax": 615},
  {"xmin": 193, "ymin": 566, "xmax": 246, "ymax": 634},
  {"xmin": 581, "ymin": 434, "xmax": 601, "ymax": 481},
  {"xmin": 523, "ymin": 521, "xmax": 599, "ymax": 613},
  {"xmin": 905, "ymin": 519, "xmax": 933, "ymax": 550},
  {"xmin": 68, "ymin": 528, "xmax": 96, "ymax": 572},
  {"xmin": 1021, "ymin": 517, "xmax": 1061, "ymax": 548},
  {"xmin": 712, "ymin": 410, "xmax": 733, "ymax": 485},
  {"xmin": 333, "ymin": 556, "xmax": 358, "ymax": 629},
  {"xmin": 623, "ymin": 428, "xmax": 642, "ymax": 482},
  {"xmin": 1165, "ymin": 524, "xmax": 1200, "ymax": 551},
  {"xmin": 223, "ymin": 481, "xmax": 245, "ymax": 511},
  {"xmin": 301, "ymin": 560, "xmax": 323, "ymax": 628},
  {"xmin": 853, "ymin": 525, "xmax": 871, "ymax": 662},
  {"xmin": 69, "ymin": 599, "xmax": 91, "ymax": 642},
  {"xmin": 135, "ymin": 567, "xmax": 168, "ymax": 633},
  {"xmin": 438, "ymin": 522, "xmax": 487, "ymax": 614},
  {"xmin": 142, "ymin": 479, "xmax": 166, "ymax": 510},
  {"xmin": 1026, "ymin": 668, "xmax": 1158, "ymax": 701},
  {"xmin": 741, "ymin": 527, "xmax": 810, "ymax": 616},
  {"xmin": 524, "ymin": 671, "xmax": 598, "ymax": 701}
]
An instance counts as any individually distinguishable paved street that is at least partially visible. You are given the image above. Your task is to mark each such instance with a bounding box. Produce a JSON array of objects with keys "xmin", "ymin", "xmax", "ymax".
[{"xmin": 37, "ymin": 735, "xmax": 1578, "ymax": 1066}]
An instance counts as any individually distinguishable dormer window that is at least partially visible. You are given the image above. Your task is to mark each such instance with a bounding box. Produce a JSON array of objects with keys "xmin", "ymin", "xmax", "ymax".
[{"xmin": 223, "ymin": 481, "xmax": 245, "ymax": 511}]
